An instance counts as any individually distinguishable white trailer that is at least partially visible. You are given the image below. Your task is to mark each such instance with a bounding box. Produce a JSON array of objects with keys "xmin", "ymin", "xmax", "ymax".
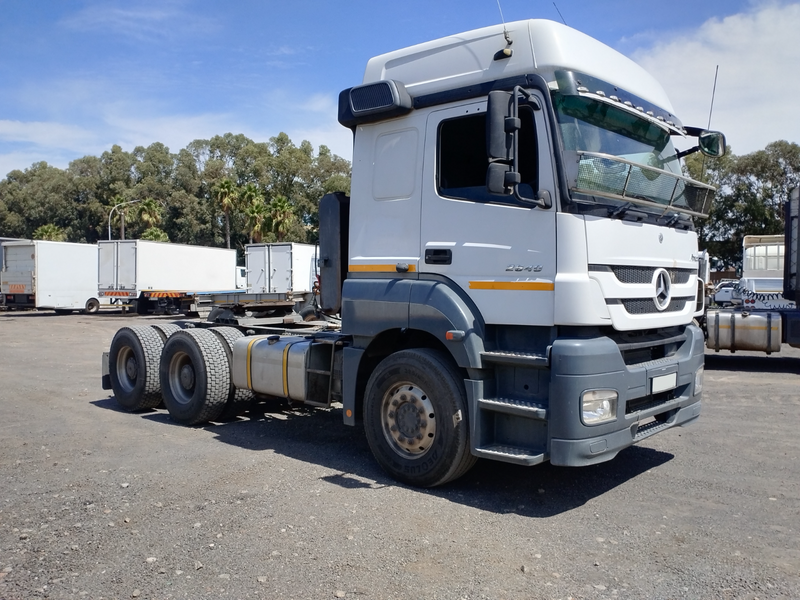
[
  {"xmin": 245, "ymin": 243, "xmax": 317, "ymax": 293},
  {"xmin": 1, "ymin": 240, "xmax": 104, "ymax": 313},
  {"xmin": 98, "ymin": 240, "xmax": 238, "ymax": 314}
]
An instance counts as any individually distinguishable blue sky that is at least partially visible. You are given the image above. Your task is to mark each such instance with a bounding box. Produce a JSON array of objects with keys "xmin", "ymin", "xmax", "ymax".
[{"xmin": 1, "ymin": 0, "xmax": 798, "ymax": 177}]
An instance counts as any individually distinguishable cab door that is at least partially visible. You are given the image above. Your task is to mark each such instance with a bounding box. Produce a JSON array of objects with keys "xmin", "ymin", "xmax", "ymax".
[{"xmin": 419, "ymin": 94, "xmax": 558, "ymax": 326}]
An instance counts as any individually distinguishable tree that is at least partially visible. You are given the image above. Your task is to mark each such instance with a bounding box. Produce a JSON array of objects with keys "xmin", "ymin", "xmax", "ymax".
[
  {"xmin": 268, "ymin": 195, "xmax": 295, "ymax": 242},
  {"xmin": 213, "ymin": 179, "xmax": 238, "ymax": 249},
  {"xmin": 241, "ymin": 183, "xmax": 268, "ymax": 243},
  {"xmin": 689, "ymin": 140, "xmax": 800, "ymax": 270},
  {"xmin": 137, "ymin": 198, "xmax": 162, "ymax": 229},
  {"xmin": 140, "ymin": 227, "xmax": 169, "ymax": 242},
  {"xmin": 33, "ymin": 223, "xmax": 66, "ymax": 241}
]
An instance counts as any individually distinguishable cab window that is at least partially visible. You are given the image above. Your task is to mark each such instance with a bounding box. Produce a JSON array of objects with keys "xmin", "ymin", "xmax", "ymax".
[{"xmin": 438, "ymin": 107, "xmax": 537, "ymax": 204}]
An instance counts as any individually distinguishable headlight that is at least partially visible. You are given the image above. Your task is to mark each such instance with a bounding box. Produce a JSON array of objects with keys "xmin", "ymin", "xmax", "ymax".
[
  {"xmin": 581, "ymin": 389, "xmax": 618, "ymax": 425},
  {"xmin": 694, "ymin": 366, "xmax": 704, "ymax": 396}
]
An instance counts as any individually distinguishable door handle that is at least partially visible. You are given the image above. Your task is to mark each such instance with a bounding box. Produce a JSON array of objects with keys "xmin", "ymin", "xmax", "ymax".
[{"xmin": 425, "ymin": 249, "xmax": 452, "ymax": 265}]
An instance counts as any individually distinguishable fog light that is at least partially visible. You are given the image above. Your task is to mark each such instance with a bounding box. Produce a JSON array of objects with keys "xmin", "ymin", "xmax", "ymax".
[
  {"xmin": 694, "ymin": 366, "xmax": 704, "ymax": 395},
  {"xmin": 581, "ymin": 389, "xmax": 618, "ymax": 425}
]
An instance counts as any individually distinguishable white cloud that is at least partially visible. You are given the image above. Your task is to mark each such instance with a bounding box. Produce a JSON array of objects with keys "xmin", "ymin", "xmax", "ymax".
[
  {"xmin": 631, "ymin": 2, "xmax": 800, "ymax": 155},
  {"xmin": 61, "ymin": 1, "xmax": 216, "ymax": 43},
  {"xmin": 0, "ymin": 120, "xmax": 97, "ymax": 150}
]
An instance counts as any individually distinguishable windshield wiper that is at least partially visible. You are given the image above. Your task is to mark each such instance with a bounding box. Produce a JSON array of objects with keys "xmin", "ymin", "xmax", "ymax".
[
  {"xmin": 608, "ymin": 202, "xmax": 646, "ymax": 221},
  {"xmin": 662, "ymin": 212, "xmax": 693, "ymax": 229}
]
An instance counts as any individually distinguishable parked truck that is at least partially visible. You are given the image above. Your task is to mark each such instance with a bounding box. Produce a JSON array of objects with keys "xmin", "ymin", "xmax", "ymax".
[
  {"xmin": 707, "ymin": 189, "xmax": 800, "ymax": 354},
  {"xmin": 1, "ymin": 240, "xmax": 105, "ymax": 313},
  {"xmin": 102, "ymin": 19, "xmax": 725, "ymax": 487},
  {"xmin": 98, "ymin": 240, "xmax": 240, "ymax": 314}
]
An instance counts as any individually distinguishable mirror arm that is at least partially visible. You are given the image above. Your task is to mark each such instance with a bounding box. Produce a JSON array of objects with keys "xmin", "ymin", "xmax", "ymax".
[{"xmin": 676, "ymin": 145, "xmax": 700, "ymax": 160}]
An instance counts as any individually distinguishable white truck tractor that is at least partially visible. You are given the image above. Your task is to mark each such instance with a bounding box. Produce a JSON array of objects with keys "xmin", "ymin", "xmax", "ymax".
[{"xmin": 102, "ymin": 19, "xmax": 725, "ymax": 487}]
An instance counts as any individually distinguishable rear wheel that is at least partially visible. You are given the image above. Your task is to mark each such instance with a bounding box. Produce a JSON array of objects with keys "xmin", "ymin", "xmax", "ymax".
[
  {"xmin": 159, "ymin": 329, "xmax": 230, "ymax": 425},
  {"xmin": 84, "ymin": 298, "xmax": 100, "ymax": 314},
  {"xmin": 363, "ymin": 349, "xmax": 476, "ymax": 487},
  {"xmin": 108, "ymin": 326, "xmax": 165, "ymax": 410},
  {"xmin": 210, "ymin": 327, "xmax": 255, "ymax": 419}
]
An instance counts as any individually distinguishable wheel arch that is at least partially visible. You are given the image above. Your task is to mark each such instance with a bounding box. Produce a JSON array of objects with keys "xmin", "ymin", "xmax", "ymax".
[{"xmin": 341, "ymin": 276, "xmax": 486, "ymax": 426}]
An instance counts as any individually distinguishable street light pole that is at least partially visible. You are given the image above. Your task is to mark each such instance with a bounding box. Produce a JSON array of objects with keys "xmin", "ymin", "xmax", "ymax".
[{"xmin": 107, "ymin": 199, "xmax": 142, "ymax": 240}]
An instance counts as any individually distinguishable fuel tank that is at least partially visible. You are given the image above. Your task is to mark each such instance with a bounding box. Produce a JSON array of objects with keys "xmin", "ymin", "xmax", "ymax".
[
  {"xmin": 232, "ymin": 335, "xmax": 311, "ymax": 401},
  {"xmin": 706, "ymin": 310, "xmax": 782, "ymax": 353}
]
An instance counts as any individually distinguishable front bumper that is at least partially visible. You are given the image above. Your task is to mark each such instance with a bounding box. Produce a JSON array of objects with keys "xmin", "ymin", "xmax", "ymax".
[{"xmin": 547, "ymin": 323, "xmax": 704, "ymax": 466}]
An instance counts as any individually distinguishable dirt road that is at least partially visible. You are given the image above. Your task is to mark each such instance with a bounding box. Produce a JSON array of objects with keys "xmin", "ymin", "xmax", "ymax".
[{"xmin": 0, "ymin": 311, "xmax": 798, "ymax": 599}]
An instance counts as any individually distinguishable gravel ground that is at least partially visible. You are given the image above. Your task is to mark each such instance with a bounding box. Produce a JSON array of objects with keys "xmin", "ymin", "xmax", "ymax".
[{"xmin": 0, "ymin": 310, "xmax": 798, "ymax": 600}]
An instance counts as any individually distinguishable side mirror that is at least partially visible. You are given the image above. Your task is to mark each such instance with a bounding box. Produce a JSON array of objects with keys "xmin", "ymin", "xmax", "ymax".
[
  {"xmin": 487, "ymin": 90, "xmax": 514, "ymax": 163},
  {"xmin": 699, "ymin": 130, "xmax": 726, "ymax": 158}
]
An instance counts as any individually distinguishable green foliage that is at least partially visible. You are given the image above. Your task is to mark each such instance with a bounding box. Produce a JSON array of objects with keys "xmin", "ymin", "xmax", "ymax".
[
  {"xmin": 32, "ymin": 223, "xmax": 66, "ymax": 241},
  {"xmin": 0, "ymin": 133, "xmax": 352, "ymax": 256},
  {"xmin": 140, "ymin": 227, "xmax": 170, "ymax": 242},
  {"xmin": 690, "ymin": 140, "xmax": 800, "ymax": 269}
]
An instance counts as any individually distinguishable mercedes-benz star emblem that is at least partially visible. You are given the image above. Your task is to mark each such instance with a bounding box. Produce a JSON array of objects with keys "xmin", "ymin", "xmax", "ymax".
[{"xmin": 653, "ymin": 268, "xmax": 672, "ymax": 311}]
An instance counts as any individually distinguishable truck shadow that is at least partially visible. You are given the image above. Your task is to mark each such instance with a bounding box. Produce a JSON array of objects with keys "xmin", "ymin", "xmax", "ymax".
[
  {"xmin": 95, "ymin": 397, "xmax": 669, "ymax": 517},
  {"xmin": 705, "ymin": 353, "xmax": 800, "ymax": 374}
]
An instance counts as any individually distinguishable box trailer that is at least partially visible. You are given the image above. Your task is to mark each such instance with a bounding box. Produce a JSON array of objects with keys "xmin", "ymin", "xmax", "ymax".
[
  {"xmin": 98, "ymin": 240, "xmax": 239, "ymax": 314},
  {"xmin": 245, "ymin": 243, "xmax": 317, "ymax": 294},
  {"xmin": 1, "ymin": 240, "xmax": 104, "ymax": 313}
]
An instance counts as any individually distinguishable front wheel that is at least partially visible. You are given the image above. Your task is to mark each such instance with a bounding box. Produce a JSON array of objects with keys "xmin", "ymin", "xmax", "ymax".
[{"xmin": 363, "ymin": 349, "xmax": 476, "ymax": 487}]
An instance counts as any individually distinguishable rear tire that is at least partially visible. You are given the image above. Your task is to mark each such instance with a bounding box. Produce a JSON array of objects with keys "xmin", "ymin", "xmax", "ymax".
[
  {"xmin": 363, "ymin": 349, "xmax": 476, "ymax": 487},
  {"xmin": 159, "ymin": 329, "xmax": 230, "ymax": 425},
  {"xmin": 151, "ymin": 323, "xmax": 182, "ymax": 342},
  {"xmin": 84, "ymin": 298, "xmax": 100, "ymax": 314},
  {"xmin": 209, "ymin": 327, "xmax": 255, "ymax": 419},
  {"xmin": 108, "ymin": 326, "xmax": 165, "ymax": 411}
]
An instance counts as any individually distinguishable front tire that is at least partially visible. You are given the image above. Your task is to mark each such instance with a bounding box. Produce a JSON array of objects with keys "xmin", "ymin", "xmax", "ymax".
[
  {"xmin": 159, "ymin": 329, "xmax": 230, "ymax": 425},
  {"xmin": 363, "ymin": 349, "xmax": 476, "ymax": 487}
]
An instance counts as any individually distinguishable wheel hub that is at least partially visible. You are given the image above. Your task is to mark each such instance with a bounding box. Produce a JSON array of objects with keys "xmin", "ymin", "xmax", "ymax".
[
  {"xmin": 179, "ymin": 364, "xmax": 195, "ymax": 390},
  {"xmin": 382, "ymin": 384, "xmax": 436, "ymax": 456},
  {"xmin": 125, "ymin": 356, "xmax": 138, "ymax": 380}
]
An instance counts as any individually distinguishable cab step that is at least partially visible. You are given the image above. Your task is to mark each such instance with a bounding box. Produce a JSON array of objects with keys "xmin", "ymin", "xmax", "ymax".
[
  {"xmin": 473, "ymin": 444, "xmax": 546, "ymax": 466},
  {"xmin": 480, "ymin": 350, "xmax": 549, "ymax": 368},
  {"xmin": 478, "ymin": 397, "xmax": 547, "ymax": 420}
]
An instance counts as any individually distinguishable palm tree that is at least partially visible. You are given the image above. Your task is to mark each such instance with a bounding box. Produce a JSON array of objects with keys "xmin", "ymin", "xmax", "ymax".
[
  {"xmin": 33, "ymin": 223, "xmax": 66, "ymax": 241},
  {"xmin": 137, "ymin": 198, "xmax": 162, "ymax": 230},
  {"xmin": 242, "ymin": 184, "xmax": 268, "ymax": 243},
  {"xmin": 140, "ymin": 227, "xmax": 169, "ymax": 242},
  {"xmin": 213, "ymin": 179, "xmax": 238, "ymax": 249},
  {"xmin": 268, "ymin": 195, "xmax": 295, "ymax": 242}
]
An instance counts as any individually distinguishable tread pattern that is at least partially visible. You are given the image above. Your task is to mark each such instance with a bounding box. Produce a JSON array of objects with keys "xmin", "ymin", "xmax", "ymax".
[
  {"xmin": 151, "ymin": 323, "xmax": 182, "ymax": 342},
  {"xmin": 117, "ymin": 326, "xmax": 164, "ymax": 410},
  {"xmin": 170, "ymin": 329, "xmax": 230, "ymax": 424},
  {"xmin": 419, "ymin": 349, "xmax": 478, "ymax": 485},
  {"xmin": 210, "ymin": 327, "xmax": 254, "ymax": 418}
]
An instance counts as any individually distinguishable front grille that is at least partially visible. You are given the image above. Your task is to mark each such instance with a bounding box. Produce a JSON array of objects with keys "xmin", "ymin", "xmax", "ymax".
[
  {"xmin": 589, "ymin": 264, "xmax": 695, "ymax": 285},
  {"xmin": 620, "ymin": 297, "xmax": 690, "ymax": 315}
]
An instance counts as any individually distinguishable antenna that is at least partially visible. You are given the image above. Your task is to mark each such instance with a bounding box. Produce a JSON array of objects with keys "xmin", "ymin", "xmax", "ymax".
[
  {"xmin": 701, "ymin": 65, "xmax": 720, "ymax": 180},
  {"xmin": 553, "ymin": 2, "xmax": 567, "ymax": 25},
  {"xmin": 707, "ymin": 65, "xmax": 719, "ymax": 130},
  {"xmin": 496, "ymin": 0, "xmax": 512, "ymax": 45}
]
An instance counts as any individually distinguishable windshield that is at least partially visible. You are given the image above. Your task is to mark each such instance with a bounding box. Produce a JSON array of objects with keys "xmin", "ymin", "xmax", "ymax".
[
  {"xmin": 554, "ymin": 93, "xmax": 680, "ymax": 174},
  {"xmin": 552, "ymin": 93, "xmax": 715, "ymax": 217}
]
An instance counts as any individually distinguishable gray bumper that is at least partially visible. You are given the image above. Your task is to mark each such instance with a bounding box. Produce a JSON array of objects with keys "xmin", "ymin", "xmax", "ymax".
[{"xmin": 547, "ymin": 324, "xmax": 704, "ymax": 466}]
